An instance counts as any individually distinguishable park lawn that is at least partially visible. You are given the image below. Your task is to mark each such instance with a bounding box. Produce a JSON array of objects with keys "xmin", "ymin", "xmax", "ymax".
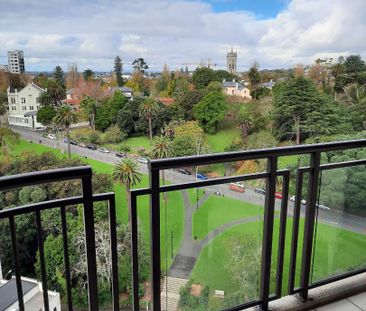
[
  {"xmin": 206, "ymin": 127, "xmax": 241, "ymax": 153},
  {"xmin": 105, "ymin": 136, "xmax": 151, "ymax": 153},
  {"xmin": 8, "ymin": 139, "xmax": 184, "ymax": 271},
  {"xmin": 278, "ymin": 155, "xmax": 298, "ymax": 169},
  {"xmin": 192, "ymin": 195, "xmax": 265, "ymax": 240},
  {"xmin": 190, "ymin": 218, "xmax": 366, "ymax": 305}
]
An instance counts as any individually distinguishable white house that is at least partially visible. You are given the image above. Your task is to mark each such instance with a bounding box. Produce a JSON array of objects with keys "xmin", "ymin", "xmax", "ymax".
[
  {"xmin": 0, "ymin": 277, "xmax": 61, "ymax": 311},
  {"xmin": 223, "ymin": 79, "xmax": 252, "ymax": 99},
  {"xmin": 7, "ymin": 83, "xmax": 45, "ymax": 130}
]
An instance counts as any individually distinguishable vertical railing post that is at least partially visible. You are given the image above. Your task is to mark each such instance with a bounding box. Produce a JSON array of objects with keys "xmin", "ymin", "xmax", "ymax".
[
  {"xmin": 288, "ymin": 169, "xmax": 304, "ymax": 294},
  {"xmin": 150, "ymin": 166, "xmax": 161, "ymax": 311},
  {"xmin": 81, "ymin": 175, "xmax": 99, "ymax": 311},
  {"xmin": 130, "ymin": 191, "xmax": 140, "ymax": 311},
  {"xmin": 300, "ymin": 152, "xmax": 321, "ymax": 300},
  {"xmin": 260, "ymin": 156, "xmax": 277, "ymax": 311},
  {"xmin": 108, "ymin": 195, "xmax": 120, "ymax": 311}
]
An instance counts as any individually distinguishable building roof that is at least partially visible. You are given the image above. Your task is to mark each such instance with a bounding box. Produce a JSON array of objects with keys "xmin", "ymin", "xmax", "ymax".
[
  {"xmin": 0, "ymin": 278, "xmax": 37, "ymax": 311},
  {"xmin": 8, "ymin": 83, "xmax": 45, "ymax": 94},
  {"xmin": 223, "ymin": 81, "xmax": 245, "ymax": 90},
  {"xmin": 159, "ymin": 98, "xmax": 175, "ymax": 106}
]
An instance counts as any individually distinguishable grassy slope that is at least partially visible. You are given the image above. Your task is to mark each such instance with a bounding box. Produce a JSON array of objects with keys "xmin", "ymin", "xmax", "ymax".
[
  {"xmin": 192, "ymin": 195, "xmax": 264, "ymax": 239},
  {"xmin": 191, "ymin": 218, "xmax": 366, "ymax": 297},
  {"xmin": 206, "ymin": 127, "xmax": 240, "ymax": 153},
  {"xmin": 8, "ymin": 140, "xmax": 183, "ymax": 270}
]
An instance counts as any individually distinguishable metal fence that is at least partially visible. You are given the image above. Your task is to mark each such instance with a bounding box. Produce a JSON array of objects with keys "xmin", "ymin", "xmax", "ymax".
[
  {"xmin": 1, "ymin": 139, "xmax": 366, "ymax": 311},
  {"xmin": 131, "ymin": 139, "xmax": 366, "ymax": 311}
]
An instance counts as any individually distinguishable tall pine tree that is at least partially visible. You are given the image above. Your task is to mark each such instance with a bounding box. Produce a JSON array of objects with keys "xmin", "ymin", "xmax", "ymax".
[{"xmin": 114, "ymin": 56, "xmax": 123, "ymax": 86}]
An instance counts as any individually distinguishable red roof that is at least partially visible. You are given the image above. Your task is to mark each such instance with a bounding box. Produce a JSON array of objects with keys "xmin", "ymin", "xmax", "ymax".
[{"xmin": 159, "ymin": 98, "xmax": 175, "ymax": 106}]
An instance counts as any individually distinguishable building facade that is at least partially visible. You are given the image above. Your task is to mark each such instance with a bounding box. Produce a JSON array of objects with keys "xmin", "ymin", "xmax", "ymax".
[
  {"xmin": 223, "ymin": 79, "xmax": 252, "ymax": 99},
  {"xmin": 7, "ymin": 50, "xmax": 25, "ymax": 74},
  {"xmin": 7, "ymin": 83, "xmax": 45, "ymax": 129},
  {"xmin": 226, "ymin": 48, "xmax": 237, "ymax": 74},
  {"xmin": 0, "ymin": 277, "xmax": 60, "ymax": 311}
]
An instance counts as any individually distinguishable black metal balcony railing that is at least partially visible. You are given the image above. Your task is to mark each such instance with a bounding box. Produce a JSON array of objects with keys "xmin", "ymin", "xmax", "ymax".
[{"xmin": 1, "ymin": 139, "xmax": 366, "ymax": 311}]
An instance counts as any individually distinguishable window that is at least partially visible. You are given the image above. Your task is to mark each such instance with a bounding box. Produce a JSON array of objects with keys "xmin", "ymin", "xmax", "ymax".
[
  {"xmin": 11, "ymin": 98, "xmax": 15, "ymax": 104},
  {"xmin": 29, "ymin": 106, "xmax": 34, "ymax": 110},
  {"xmin": 21, "ymin": 97, "xmax": 26, "ymax": 103},
  {"xmin": 36, "ymin": 97, "xmax": 40, "ymax": 103},
  {"xmin": 22, "ymin": 106, "xmax": 27, "ymax": 111},
  {"xmin": 12, "ymin": 106, "xmax": 16, "ymax": 110}
]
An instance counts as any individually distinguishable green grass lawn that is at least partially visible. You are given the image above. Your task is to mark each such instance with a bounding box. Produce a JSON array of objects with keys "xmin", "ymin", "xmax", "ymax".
[
  {"xmin": 7, "ymin": 140, "xmax": 183, "ymax": 271},
  {"xmin": 206, "ymin": 127, "xmax": 241, "ymax": 153},
  {"xmin": 192, "ymin": 195, "xmax": 265, "ymax": 239},
  {"xmin": 278, "ymin": 155, "xmax": 299, "ymax": 169},
  {"xmin": 191, "ymin": 218, "xmax": 366, "ymax": 307},
  {"xmin": 106, "ymin": 136, "xmax": 151, "ymax": 153}
]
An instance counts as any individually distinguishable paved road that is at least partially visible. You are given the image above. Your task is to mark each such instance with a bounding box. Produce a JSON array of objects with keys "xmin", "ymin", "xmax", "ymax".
[{"xmin": 10, "ymin": 126, "xmax": 366, "ymax": 236}]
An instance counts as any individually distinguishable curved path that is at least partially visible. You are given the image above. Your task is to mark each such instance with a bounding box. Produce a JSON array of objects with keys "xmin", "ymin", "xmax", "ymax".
[{"xmin": 168, "ymin": 190, "xmax": 276, "ymax": 279}]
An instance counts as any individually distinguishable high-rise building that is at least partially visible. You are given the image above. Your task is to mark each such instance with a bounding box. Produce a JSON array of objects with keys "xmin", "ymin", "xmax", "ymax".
[
  {"xmin": 227, "ymin": 47, "xmax": 237, "ymax": 74},
  {"xmin": 7, "ymin": 50, "xmax": 25, "ymax": 74}
]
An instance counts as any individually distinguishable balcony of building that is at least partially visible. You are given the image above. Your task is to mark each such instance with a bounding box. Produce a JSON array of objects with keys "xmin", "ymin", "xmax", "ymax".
[{"xmin": 0, "ymin": 139, "xmax": 366, "ymax": 311}]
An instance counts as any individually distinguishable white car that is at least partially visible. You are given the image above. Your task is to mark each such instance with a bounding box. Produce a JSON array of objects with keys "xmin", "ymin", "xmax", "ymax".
[
  {"xmin": 289, "ymin": 196, "xmax": 306, "ymax": 205},
  {"xmin": 47, "ymin": 134, "xmax": 56, "ymax": 140},
  {"xmin": 317, "ymin": 204, "xmax": 331, "ymax": 211},
  {"xmin": 137, "ymin": 157, "xmax": 149, "ymax": 164},
  {"xmin": 99, "ymin": 147, "xmax": 110, "ymax": 153},
  {"xmin": 230, "ymin": 182, "xmax": 245, "ymax": 189}
]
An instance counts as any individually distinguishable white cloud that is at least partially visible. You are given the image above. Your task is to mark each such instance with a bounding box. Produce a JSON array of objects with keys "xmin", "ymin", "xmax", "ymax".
[{"xmin": 0, "ymin": 0, "xmax": 365, "ymax": 71}]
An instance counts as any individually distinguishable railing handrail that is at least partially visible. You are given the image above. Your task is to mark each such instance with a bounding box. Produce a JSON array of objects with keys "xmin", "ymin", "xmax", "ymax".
[
  {"xmin": 149, "ymin": 139, "xmax": 366, "ymax": 170},
  {"xmin": 0, "ymin": 165, "xmax": 92, "ymax": 191}
]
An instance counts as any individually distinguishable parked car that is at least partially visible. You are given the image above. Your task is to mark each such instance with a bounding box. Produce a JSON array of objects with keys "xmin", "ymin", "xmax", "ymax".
[
  {"xmin": 229, "ymin": 182, "xmax": 245, "ymax": 193},
  {"xmin": 178, "ymin": 168, "xmax": 191, "ymax": 175},
  {"xmin": 47, "ymin": 134, "xmax": 56, "ymax": 140},
  {"xmin": 290, "ymin": 196, "xmax": 307, "ymax": 205},
  {"xmin": 86, "ymin": 144, "xmax": 97, "ymax": 150},
  {"xmin": 290, "ymin": 195, "xmax": 295, "ymax": 202},
  {"xmin": 70, "ymin": 140, "xmax": 78, "ymax": 146},
  {"xmin": 255, "ymin": 188, "xmax": 266, "ymax": 195},
  {"xmin": 116, "ymin": 152, "xmax": 126, "ymax": 158},
  {"xmin": 78, "ymin": 142, "xmax": 86, "ymax": 148},
  {"xmin": 137, "ymin": 157, "xmax": 149, "ymax": 164},
  {"xmin": 99, "ymin": 147, "xmax": 110, "ymax": 153},
  {"xmin": 301, "ymin": 199, "xmax": 307, "ymax": 205},
  {"xmin": 316, "ymin": 203, "xmax": 331, "ymax": 211},
  {"xmin": 275, "ymin": 192, "xmax": 283, "ymax": 199},
  {"xmin": 196, "ymin": 173, "xmax": 208, "ymax": 180}
]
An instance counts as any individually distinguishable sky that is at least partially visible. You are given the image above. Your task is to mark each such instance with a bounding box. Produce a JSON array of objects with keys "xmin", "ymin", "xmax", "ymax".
[{"xmin": 0, "ymin": 0, "xmax": 365, "ymax": 72}]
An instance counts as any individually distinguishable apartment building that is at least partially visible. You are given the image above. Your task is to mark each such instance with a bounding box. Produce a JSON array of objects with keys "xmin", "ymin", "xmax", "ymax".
[{"xmin": 7, "ymin": 50, "xmax": 25, "ymax": 74}]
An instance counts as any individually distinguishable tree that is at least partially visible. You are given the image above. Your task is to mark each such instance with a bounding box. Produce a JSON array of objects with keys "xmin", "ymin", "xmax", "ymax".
[
  {"xmin": 140, "ymin": 98, "xmax": 160, "ymax": 144},
  {"xmin": 192, "ymin": 67, "xmax": 216, "ymax": 89},
  {"xmin": 53, "ymin": 65, "xmax": 66, "ymax": 89},
  {"xmin": 80, "ymin": 96, "xmax": 97, "ymax": 128},
  {"xmin": 175, "ymin": 89, "xmax": 203, "ymax": 120},
  {"xmin": 113, "ymin": 158, "xmax": 142, "ymax": 220},
  {"xmin": 234, "ymin": 105, "xmax": 254, "ymax": 139},
  {"xmin": 273, "ymin": 77, "xmax": 345, "ymax": 143},
  {"xmin": 83, "ymin": 68, "xmax": 94, "ymax": 80},
  {"xmin": 114, "ymin": 56, "xmax": 124, "ymax": 86},
  {"xmin": 36, "ymin": 106, "xmax": 56, "ymax": 126},
  {"xmin": 39, "ymin": 80, "xmax": 66, "ymax": 107},
  {"xmin": 248, "ymin": 62, "xmax": 261, "ymax": 99},
  {"xmin": 193, "ymin": 91, "xmax": 227, "ymax": 133},
  {"xmin": 0, "ymin": 90, "xmax": 7, "ymax": 124},
  {"xmin": 54, "ymin": 104, "xmax": 79, "ymax": 159},
  {"xmin": 344, "ymin": 55, "xmax": 366, "ymax": 74},
  {"xmin": 66, "ymin": 62, "xmax": 79, "ymax": 89},
  {"xmin": 132, "ymin": 58, "xmax": 149, "ymax": 74},
  {"xmin": 151, "ymin": 135, "xmax": 174, "ymax": 188},
  {"xmin": 95, "ymin": 91, "xmax": 127, "ymax": 131}
]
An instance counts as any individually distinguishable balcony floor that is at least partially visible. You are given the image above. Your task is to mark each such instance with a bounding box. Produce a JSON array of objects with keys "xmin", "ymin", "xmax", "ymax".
[{"xmin": 314, "ymin": 292, "xmax": 366, "ymax": 310}]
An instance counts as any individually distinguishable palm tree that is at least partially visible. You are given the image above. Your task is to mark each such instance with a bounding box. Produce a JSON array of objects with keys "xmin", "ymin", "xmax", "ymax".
[
  {"xmin": 113, "ymin": 158, "xmax": 142, "ymax": 220},
  {"xmin": 140, "ymin": 98, "xmax": 160, "ymax": 144},
  {"xmin": 151, "ymin": 135, "xmax": 174, "ymax": 187},
  {"xmin": 54, "ymin": 104, "xmax": 79, "ymax": 159}
]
